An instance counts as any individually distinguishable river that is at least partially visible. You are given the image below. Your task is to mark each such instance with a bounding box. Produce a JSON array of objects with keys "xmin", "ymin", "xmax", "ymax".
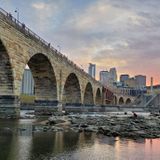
[{"xmin": 0, "ymin": 117, "xmax": 160, "ymax": 160}]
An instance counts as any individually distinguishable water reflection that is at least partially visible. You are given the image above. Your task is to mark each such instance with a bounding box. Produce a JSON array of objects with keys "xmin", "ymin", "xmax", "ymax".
[
  {"xmin": 0, "ymin": 134, "xmax": 13, "ymax": 160},
  {"xmin": 0, "ymin": 120, "xmax": 33, "ymax": 160},
  {"xmin": 30, "ymin": 132, "xmax": 55, "ymax": 159},
  {"xmin": 0, "ymin": 119, "xmax": 160, "ymax": 160}
]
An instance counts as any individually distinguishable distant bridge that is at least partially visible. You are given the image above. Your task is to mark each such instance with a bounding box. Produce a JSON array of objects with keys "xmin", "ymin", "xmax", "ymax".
[
  {"xmin": 0, "ymin": 8, "xmax": 103, "ymax": 118},
  {"xmin": 104, "ymin": 87, "xmax": 135, "ymax": 106},
  {"xmin": 113, "ymin": 94, "xmax": 135, "ymax": 106}
]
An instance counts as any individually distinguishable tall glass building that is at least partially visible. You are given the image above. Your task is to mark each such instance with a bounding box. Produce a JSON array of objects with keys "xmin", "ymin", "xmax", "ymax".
[
  {"xmin": 88, "ymin": 63, "xmax": 96, "ymax": 78},
  {"xmin": 21, "ymin": 69, "xmax": 34, "ymax": 95}
]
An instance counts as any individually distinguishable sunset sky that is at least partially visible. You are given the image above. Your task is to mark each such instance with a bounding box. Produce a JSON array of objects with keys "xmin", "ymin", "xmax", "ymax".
[{"xmin": 1, "ymin": 0, "xmax": 160, "ymax": 85}]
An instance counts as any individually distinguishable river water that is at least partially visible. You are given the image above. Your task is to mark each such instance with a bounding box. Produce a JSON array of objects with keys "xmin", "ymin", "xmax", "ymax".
[{"xmin": 0, "ymin": 118, "xmax": 160, "ymax": 160}]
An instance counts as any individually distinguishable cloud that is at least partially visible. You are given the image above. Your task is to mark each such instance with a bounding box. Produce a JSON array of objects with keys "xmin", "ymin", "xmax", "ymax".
[
  {"xmin": 1, "ymin": 0, "xmax": 160, "ymax": 84},
  {"xmin": 32, "ymin": 2, "xmax": 47, "ymax": 10},
  {"xmin": 30, "ymin": 0, "xmax": 68, "ymax": 32},
  {"xmin": 66, "ymin": 0, "xmax": 147, "ymax": 34},
  {"xmin": 29, "ymin": 0, "xmax": 160, "ymax": 84}
]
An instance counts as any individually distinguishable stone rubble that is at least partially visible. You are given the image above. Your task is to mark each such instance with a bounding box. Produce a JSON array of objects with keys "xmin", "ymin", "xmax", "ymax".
[{"xmin": 36, "ymin": 113, "xmax": 160, "ymax": 139}]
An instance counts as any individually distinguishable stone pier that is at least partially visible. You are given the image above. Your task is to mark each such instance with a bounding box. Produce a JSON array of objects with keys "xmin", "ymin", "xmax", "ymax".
[{"xmin": 0, "ymin": 95, "xmax": 20, "ymax": 118}]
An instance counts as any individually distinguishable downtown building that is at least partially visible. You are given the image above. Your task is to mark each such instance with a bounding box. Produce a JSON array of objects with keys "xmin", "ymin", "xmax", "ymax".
[
  {"xmin": 99, "ymin": 68, "xmax": 117, "ymax": 87},
  {"xmin": 120, "ymin": 74, "xmax": 129, "ymax": 83},
  {"xmin": 88, "ymin": 63, "xmax": 96, "ymax": 78},
  {"xmin": 99, "ymin": 70, "xmax": 111, "ymax": 86},
  {"xmin": 135, "ymin": 75, "xmax": 146, "ymax": 88},
  {"xmin": 120, "ymin": 74, "xmax": 146, "ymax": 88},
  {"xmin": 109, "ymin": 68, "xmax": 117, "ymax": 82},
  {"xmin": 21, "ymin": 69, "xmax": 34, "ymax": 95},
  {"xmin": 116, "ymin": 74, "xmax": 147, "ymax": 97}
]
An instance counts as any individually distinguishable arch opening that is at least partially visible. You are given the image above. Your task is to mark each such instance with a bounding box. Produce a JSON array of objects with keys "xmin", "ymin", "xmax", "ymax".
[
  {"xmin": 119, "ymin": 97, "xmax": 124, "ymax": 105},
  {"xmin": 95, "ymin": 88, "xmax": 102, "ymax": 105},
  {"xmin": 24, "ymin": 53, "xmax": 57, "ymax": 104},
  {"xmin": 126, "ymin": 98, "xmax": 131, "ymax": 105},
  {"xmin": 0, "ymin": 40, "xmax": 14, "ymax": 95},
  {"xmin": 83, "ymin": 82, "xmax": 94, "ymax": 106},
  {"xmin": 62, "ymin": 73, "xmax": 81, "ymax": 106}
]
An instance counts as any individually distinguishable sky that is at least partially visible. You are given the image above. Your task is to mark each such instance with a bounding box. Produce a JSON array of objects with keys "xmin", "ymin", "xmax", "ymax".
[{"xmin": 1, "ymin": 0, "xmax": 160, "ymax": 85}]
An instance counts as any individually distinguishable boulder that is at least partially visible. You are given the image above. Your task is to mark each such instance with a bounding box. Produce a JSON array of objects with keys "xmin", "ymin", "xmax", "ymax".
[
  {"xmin": 48, "ymin": 116, "xmax": 65, "ymax": 125},
  {"xmin": 84, "ymin": 125, "xmax": 98, "ymax": 132}
]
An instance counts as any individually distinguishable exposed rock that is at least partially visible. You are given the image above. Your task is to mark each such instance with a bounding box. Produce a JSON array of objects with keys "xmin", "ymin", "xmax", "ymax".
[
  {"xmin": 48, "ymin": 116, "xmax": 66, "ymax": 125},
  {"xmin": 67, "ymin": 113, "xmax": 160, "ymax": 138},
  {"xmin": 84, "ymin": 125, "xmax": 98, "ymax": 132},
  {"xmin": 80, "ymin": 124, "xmax": 88, "ymax": 128},
  {"xmin": 34, "ymin": 113, "xmax": 160, "ymax": 139}
]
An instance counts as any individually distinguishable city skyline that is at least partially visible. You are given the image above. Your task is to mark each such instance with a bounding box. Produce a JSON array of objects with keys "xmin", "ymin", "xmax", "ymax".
[{"xmin": 1, "ymin": 0, "xmax": 160, "ymax": 85}]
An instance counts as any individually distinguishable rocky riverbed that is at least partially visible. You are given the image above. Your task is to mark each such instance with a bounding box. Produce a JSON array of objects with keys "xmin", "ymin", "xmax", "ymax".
[{"xmin": 32, "ymin": 112, "xmax": 160, "ymax": 139}]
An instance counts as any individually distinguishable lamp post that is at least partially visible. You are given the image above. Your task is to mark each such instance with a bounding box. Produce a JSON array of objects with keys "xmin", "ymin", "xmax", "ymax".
[{"xmin": 15, "ymin": 8, "xmax": 19, "ymax": 21}]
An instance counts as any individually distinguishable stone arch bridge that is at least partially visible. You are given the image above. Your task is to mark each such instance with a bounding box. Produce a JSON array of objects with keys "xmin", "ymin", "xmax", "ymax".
[
  {"xmin": 112, "ymin": 94, "xmax": 135, "ymax": 106},
  {"xmin": 0, "ymin": 8, "xmax": 103, "ymax": 118}
]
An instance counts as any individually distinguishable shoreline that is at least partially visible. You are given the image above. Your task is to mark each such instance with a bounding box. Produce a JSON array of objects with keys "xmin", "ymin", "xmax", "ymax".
[
  {"xmin": 1, "ymin": 110, "xmax": 160, "ymax": 139},
  {"xmin": 30, "ymin": 112, "xmax": 160, "ymax": 139}
]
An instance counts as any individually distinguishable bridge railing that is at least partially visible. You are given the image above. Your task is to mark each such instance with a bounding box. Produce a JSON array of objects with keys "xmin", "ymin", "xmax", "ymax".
[
  {"xmin": 0, "ymin": 8, "xmax": 49, "ymax": 47},
  {"xmin": 0, "ymin": 7, "xmax": 102, "ymax": 86}
]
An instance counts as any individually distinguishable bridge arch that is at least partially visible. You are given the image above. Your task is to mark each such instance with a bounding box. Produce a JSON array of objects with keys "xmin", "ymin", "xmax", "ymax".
[
  {"xmin": 0, "ymin": 39, "xmax": 14, "ymax": 95},
  {"xmin": 119, "ymin": 97, "xmax": 124, "ymax": 105},
  {"xmin": 27, "ymin": 53, "xmax": 57, "ymax": 101},
  {"xmin": 126, "ymin": 98, "xmax": 131, "ymax": 105},
  {"xmin": 62, "ymin": 73, "xmax": 81, "ymax": 106},
  {"xmin": 95, "ymin": 88, "xmax": 102, "ymax": 105},
  {"xmin": 83, "ymin": 82, "xmax": 94, "ymax": 106}
]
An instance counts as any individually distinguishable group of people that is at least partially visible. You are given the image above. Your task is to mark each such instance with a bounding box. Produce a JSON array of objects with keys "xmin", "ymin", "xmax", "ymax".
[{"xmin": 124, "ymin": 111, "xmax": 138, "ymax": 118}]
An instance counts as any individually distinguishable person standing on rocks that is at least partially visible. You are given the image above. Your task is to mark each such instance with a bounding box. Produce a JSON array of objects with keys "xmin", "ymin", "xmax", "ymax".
[{"xmin": 132, "ymin": 111, "xmax": 137, "ymax": 118}]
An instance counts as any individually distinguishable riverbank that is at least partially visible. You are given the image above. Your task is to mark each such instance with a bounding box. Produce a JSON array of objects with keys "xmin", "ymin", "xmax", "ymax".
[{"xmin": 32, "ymin": 112, "xmax": 160, "ymax": 139}]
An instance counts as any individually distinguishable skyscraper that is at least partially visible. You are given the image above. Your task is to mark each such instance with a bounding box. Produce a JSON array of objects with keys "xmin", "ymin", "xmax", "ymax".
[
  {"xmin": 99, "ymin": 70, "xmax": 110, "ymax": 86},
  {"xmin": 120, "ymin": 74, "xmax": 129, "ymax": 83},
  {"xmin": 21, "ymin": 69, "xmax": 34, "ymax": 95},
  {"xmin": 109, "ymin": 68, "xmax": 117, "ymax": 82},
  {"xmin": 99, "ymin": 67, "xmax": 118, "ymax": 87},
  {"xmin": 135, "ymin": 75, "xmax": 146, "ymax": 88},
  {"xmin": 88, "ymin": 63, "xmax": 96, "ymax": 78}
]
